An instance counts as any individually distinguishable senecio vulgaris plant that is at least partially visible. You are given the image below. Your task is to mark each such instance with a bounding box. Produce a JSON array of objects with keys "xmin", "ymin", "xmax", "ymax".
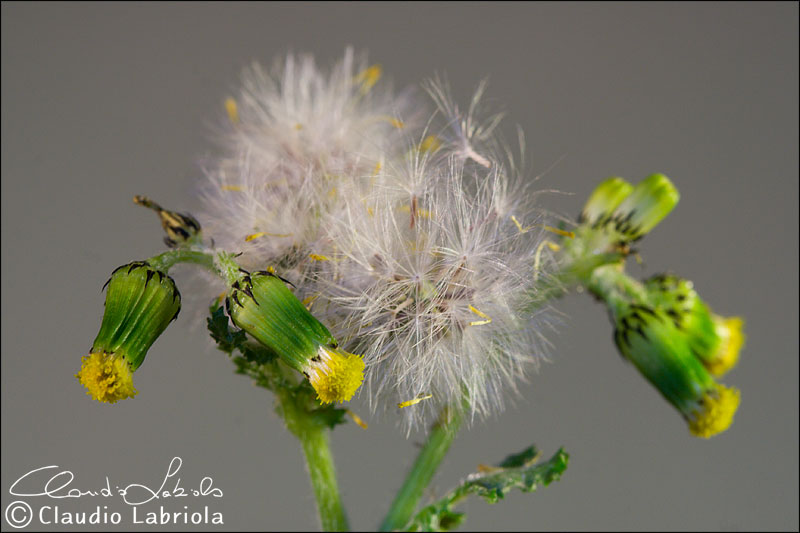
[{"xmin": 76, "ymin": 49, "xmax": 744, "ymax": 531}]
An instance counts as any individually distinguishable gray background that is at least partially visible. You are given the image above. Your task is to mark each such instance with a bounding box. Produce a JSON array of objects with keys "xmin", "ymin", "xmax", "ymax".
[{"xmin": 2, "ymin": 2, "xmax": 798, "ymax": 531}]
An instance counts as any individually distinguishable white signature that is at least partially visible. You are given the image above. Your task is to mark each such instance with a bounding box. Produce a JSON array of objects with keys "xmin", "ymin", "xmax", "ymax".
[{"xmin": 9, "ymin": 457, "xmax": 223, "ymax": 506}]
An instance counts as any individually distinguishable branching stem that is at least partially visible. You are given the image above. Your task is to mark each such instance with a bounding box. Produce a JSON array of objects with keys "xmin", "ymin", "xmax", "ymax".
[{"xmin": 146, "ymin": 248, "xmax": 242, "ymax": 285}]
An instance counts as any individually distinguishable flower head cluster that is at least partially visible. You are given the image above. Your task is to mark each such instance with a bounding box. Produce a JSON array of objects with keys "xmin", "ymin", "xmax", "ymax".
[
  {"xmin": 569, "ymin": 177, "xmax": 744, "ymax": 437},
  {"xmin": 197, "ymin": 49, "xmax": 553, "ymax": 429}
]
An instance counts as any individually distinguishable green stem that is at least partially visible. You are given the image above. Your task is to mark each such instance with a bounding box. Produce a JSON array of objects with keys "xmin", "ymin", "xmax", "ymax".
[
  {"xmin": 147, "ymin": 249, "xmax": 217, "ymax": 274},
  {"xmin": 584, "ymin": 263, "xmax": 648, "ymax": 309},
  {"xmin": 276, "ymin": 381, "xmax": 349, "ymax": 532},
  {"xmin": 298, "ymin": 425, "xmax": 349, "ymax": 532},
  {"xmin": 525, "ymin": 250, "xmax": 624, "ymax": 313},
  {"xmin": 380, "ymin": 407, "xmax": 462, "ymax": 532},
  {"xmin": 146, "ymin": 248, "xmax": 243, "ymax": 285}
]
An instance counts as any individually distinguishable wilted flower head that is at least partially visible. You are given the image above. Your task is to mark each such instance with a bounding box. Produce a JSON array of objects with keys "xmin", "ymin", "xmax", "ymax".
[{"xmin": 197, "ymin": 48, "xmax": 554, "ymax": 429}]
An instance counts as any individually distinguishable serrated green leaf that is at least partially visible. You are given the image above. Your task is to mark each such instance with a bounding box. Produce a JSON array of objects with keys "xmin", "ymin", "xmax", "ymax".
[
  {"xmin": 238, "ymin": 340, "xmax": 279, "ymax": 365},
  {"xmin": 407, "ymin": 446, "xmax": 569, "ymax": 532},
  {"xmin": 207, "ymin": 306, "xmax": 247, "ymax": 353},
  {"xmin": 309, "ymin": 402, "xmax": 348, "ymax": 429},
  {"xmin": 497, "ymin": 445, "xmax": 539, "ymax": 468}
]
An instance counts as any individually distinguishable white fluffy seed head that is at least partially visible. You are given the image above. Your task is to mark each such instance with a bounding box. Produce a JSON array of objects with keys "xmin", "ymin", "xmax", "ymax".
[
  {"xmin": 197, "ymin": 48, "xmax": 414, "ymax": 271},
  {"xmin": 312, "ymin": 156, "xmax": 554, "ymax": 429},
  {"xmin": 197, "ymin": 49, "xmax": 557, "ymax": 431}
]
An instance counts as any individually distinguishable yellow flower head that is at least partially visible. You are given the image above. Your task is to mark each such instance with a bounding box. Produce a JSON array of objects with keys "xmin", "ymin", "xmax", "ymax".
[
  {"xmin": 688, "ymin": 384, "xmax": 741, "ymax": 438},
  {"xmin": 75, "ymin": 351, "xmax": 138, "ymax": 404},
  {"xmin": 306, "ymin": 346, "xmax": 366, "ymax": 404},
  {"xmin": 706, "ymin": 316, "xmax": 745, "ymax": 377}
]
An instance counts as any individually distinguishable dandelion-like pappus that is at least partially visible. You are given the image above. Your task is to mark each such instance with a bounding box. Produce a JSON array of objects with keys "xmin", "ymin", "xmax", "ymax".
[{"xmin": 197, "ymin": 48, "xmax": 555, "ymax": 429}]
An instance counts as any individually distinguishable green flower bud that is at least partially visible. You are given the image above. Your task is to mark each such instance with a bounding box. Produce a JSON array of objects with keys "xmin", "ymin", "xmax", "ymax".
[
  {"xmin": 76, "ymin": 261, "xmax": 181, "ymax": 403},
  {"xmin": 645, "ymin": 274, "xmax": 745, "ymax": 376},
  {"xmin": 611, "ymin": 300, "xmax": 739, "ymax": 438},
  {"xmin": 579, "ymin": 176, "xmax": 635, "ymax": 226},
  {"xmin": 226, "ymin": 271, "xmax": 364, "ymax": 404},
  {"xmin": 569, "ymin": 175, "xmax": 680, "ymax": 262},
  {"xmin": 610, "ymin": 173, "xmax": 679, "ymax": 241}
]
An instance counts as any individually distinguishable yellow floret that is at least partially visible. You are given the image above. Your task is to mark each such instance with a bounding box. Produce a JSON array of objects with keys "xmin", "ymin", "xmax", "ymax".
[
  {"xmin": 419, "ymin": 135, "xmax": 442, "ymax": 153},
  {"xmin": 706, "ymin": 317, "xmax": 745, "ymax": 377},
  {"xmin": 307, "ymin": 347, "xmax": 365, "ymax": 404},
  {"xmin": 688, "ymin": 384, "xmax": 740, "ymax": 438},
  {"xmin": 75, "ymin": 351, "xmax": 138, "ymax": 404},
  {"xmin": 356, "ymin": 64, "xmax": 382, "ymax": 94},
  {"xmin": 224, "ymin": 97, "xmax": 239, "ymax": 124}
]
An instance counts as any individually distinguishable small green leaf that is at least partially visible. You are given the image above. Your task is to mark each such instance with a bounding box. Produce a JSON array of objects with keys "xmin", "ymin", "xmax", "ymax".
[
  {"xmin": 207, "ymin": 306, "xmax": 246, "ymax": 353},
  {"xmin": 279, "ymin": 379, "xmax": 349, "ymax": 430},
  {"xmin": 309, "ymin": 401, "xmax": 348, "ymax": 429},
  {"xmin": 238, "ymin": 340, "xmax": 279, "ymax": 365},
  {"xmin": 435, "ymin": 509, "xmax": 465, "ymax": 531},
  {"xmin": 407, "ymin": 446, "xmax": 569, "ymax": 532},
  {"xmin": 497, "ymin": 445, "xmax": 539, "ymax": 468}
]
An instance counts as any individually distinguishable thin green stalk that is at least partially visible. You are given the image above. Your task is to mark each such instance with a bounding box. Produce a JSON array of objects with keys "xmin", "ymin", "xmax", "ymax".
[
  {"xmin": 380, "ymin": 407, "xmax": 462, "ymax": 532},
  {"xmin": 298, "ymin": 425, "xmax": 349, "ymax": 532},
  {"xmin": 146, "ymin": 248, "xmax": 243, "ymax": 285},
  {"xmin": 277, "ymin": 383, "xmax": 349, "ymax": 532},
  {"xmin": 584, "ymin": 263, "xmax": 648, "ymax": 308},
  {"xmin": 147, "ymin": 249, "xmax": 217, "ymax": 274},
  {"xmin": 525, "ymin": 250, "xmax": 623, "ymax": 313}
]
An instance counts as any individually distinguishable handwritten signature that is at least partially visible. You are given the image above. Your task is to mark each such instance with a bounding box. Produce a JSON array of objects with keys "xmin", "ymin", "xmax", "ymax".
[{"xmin": 9, "ymin": 457, "xmax": 223, "ymax": 506}]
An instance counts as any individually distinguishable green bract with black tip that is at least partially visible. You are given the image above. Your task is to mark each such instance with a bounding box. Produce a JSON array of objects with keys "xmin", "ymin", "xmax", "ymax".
[
  {"xmin": 610, "ymin": 173, "xmax": 680, "ymax": 242},
  {"xmin": 94, "ymin": 261, "xmax": 182, "ymax": 370},
  {"xmin": 579, "ymin": 176, "xmax": 635, "ymax": 226},
  {"xmin": 227, "ymin": 272, "xmax": 335, "ymax": 368},
  {"xmin": 613, "ymin": 301, "xmax": 715, "ymax": 413},
  {"xmin": 644, "ymin": 273, "xmax": 744, "ymax": 377},
  {"xmin": 645, "ymin": 274, "xmax": 717, "ymax": 355}
]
